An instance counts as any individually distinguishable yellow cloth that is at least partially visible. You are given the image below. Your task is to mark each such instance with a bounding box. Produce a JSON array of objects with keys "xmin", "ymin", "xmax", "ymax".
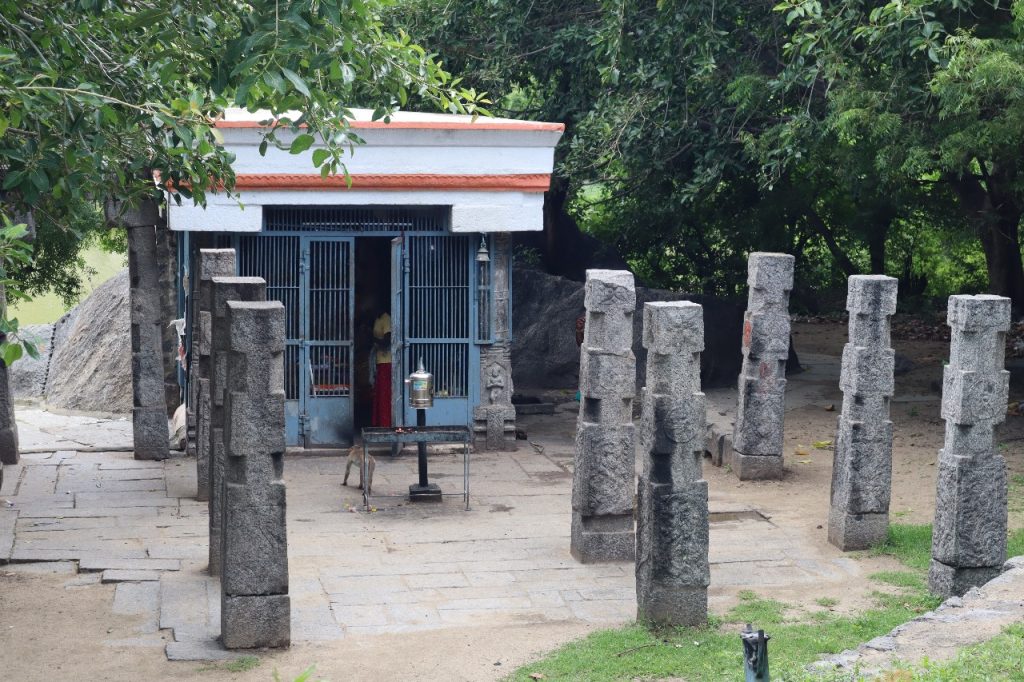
[{"xmin": 373, "ymin": 312, "xmax": 392, "ymax": 364}]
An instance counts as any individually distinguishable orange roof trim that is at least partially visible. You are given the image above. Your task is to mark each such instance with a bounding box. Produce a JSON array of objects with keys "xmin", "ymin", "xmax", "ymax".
[
  {"xmin": 216, "ymin": 119, "xmax": 565, "ymax": 132},
  {"xmin": 232, "ymin": 173, "xmax": 552, "ymax": 192}
]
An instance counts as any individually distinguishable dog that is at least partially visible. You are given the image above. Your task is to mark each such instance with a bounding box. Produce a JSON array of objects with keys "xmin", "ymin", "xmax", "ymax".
[{"xmin": 343, "ymin": 445, "xmax": 375, "ymax": 494}]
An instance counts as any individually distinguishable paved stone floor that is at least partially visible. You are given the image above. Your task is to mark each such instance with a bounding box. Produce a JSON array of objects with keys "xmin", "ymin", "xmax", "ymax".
[{"xmin": 0, "ymin": 387, "xmax": 873, "ymax": 661}]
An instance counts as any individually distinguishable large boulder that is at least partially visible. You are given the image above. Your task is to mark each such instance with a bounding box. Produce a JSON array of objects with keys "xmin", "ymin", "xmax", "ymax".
[
  {"xmin": 511, "ymin": 266, "xmax": 745, "ymax": 391},
  {"xmin": 45, "ymin": 269, "xmax": 131, "ymax": 413},
  {"xmin": 9, "ymin": 323, "xmax": 56, "ymax": 399}
]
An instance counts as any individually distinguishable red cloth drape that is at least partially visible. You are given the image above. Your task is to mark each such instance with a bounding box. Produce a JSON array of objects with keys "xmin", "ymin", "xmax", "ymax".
[{"xmin": 372, "ymin": 362, "xmax": 393, "ymax": 427}]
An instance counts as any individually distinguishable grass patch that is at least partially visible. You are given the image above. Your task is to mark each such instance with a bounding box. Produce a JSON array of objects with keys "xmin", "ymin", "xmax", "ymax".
[
  {"xmin": 869, "ymin": 524, "xmax": 934, "ymax": 571},
  {"xmin": 198, "ymin": 656, "xmax": 261, "ymax": 674},
  {"xmin": 510, "ymin": 590, "xmax": 941, "ymax": 681},
  {"xmin": 869, "ymin": 570, "xmax": 927, "ymax": 591},
  {"xmin": 895, "ymin": 623, "xmax": 1024, "ymax": 680},
  {"xmin": 509, "ymin": 524, "xmax": 972, "ymax": 681}
]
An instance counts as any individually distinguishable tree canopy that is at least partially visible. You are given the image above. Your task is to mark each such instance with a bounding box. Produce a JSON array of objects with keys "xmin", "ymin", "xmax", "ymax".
[
  {"xmin": 0, "ymin": 0, "xmax": 486, "ymax": 360},
  {"xmin": 396, "ymin": 0, "xmax": 1023, "ymax": 309}
]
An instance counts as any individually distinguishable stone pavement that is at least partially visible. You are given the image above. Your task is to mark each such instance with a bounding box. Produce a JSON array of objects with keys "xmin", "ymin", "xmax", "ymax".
[{"xmin": 1, "ymin": 404, "xmax": 871, "ymax": 661}]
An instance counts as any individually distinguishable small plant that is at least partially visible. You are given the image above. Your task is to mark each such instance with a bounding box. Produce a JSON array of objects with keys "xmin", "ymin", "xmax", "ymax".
[
  {"xmin": 907, "ymin": 406, "xmax": 919, "ymax": 417},
  {"xmin": 815, "ymin": 596, "xmax": 838, "ymax": 608},
  {"xmin": 225, "ymin": 656, "xmax": 261, "ymax": 673}
]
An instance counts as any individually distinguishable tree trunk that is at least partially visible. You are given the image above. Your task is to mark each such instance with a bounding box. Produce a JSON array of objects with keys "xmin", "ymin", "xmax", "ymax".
[
  {"xmin": 868, "ymin": 229, "xmax": 886, "ymax": 275},
  {"xmin": 806, "ymin": 210, "xmax": 857, "ymax": 277},
  {"xmin": 947, "ymin": 168, "xmax": 1024, "ymax": 311}
]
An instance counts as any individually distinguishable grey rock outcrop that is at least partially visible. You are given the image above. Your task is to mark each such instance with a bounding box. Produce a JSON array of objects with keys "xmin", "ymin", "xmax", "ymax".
[
  {"xmin": 511, "ymin": 266, "xmax": 744, "ymax": 393},
  {"xmin": 46, "ymin": 269, "xmax": 132, "ymax": 414}
]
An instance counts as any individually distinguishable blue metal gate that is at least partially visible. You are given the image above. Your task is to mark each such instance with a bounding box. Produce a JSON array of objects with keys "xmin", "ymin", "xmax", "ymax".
[
  {"xmin": 396, "ymin": 235, "xmax": 479, "ymax": 426},
  {"xmin": 215, "ymin": 206, "xmax": 476, "ymax": 447},
  {"xmin": 237, "ymin": 234, "xmax": 354, "ymax": 448}
]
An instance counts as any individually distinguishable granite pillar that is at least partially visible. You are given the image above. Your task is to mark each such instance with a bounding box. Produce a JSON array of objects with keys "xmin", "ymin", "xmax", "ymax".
[
  {"xmin": 929, "ymin": 294, "xmax": 1011, "ymax": 597},
  {"xmin": 571, "ymin": 270, "xmax": 637, "ymax": 563},
  {"xmin": 193, "ymin": 250, "xmax": 236, "ymax": 502},
  {"xmin": 221, "ymin": 300, "xmax": 290, "ymax": 649},
  {"xmin": 731, "ymin": 252, "xmax": 794, "ymax": 480},
  {"xmin": 156, "ymin": 222, "xmax": 179, "ymax": 417},
  {"xmin": 474, "ymin": 233, "xmax": 517, "ymax": 450},
  {"xmin": 208, "ymin": 276, "xmax": 266, "ymax": 576},
  {"xmin": 828, "ymin": 275, "xmax": 898, "ymax": 550},
  {"xmin": 125, "ymin": 200, "xmax": 170, "ymax": 461},
  {"xmin": 636, "ymin": 302, "xmax": 709, "ymax": 626}
]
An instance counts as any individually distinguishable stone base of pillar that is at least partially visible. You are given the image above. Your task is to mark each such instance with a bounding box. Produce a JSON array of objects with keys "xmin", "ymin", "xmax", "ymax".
[
  {"xmin": 221, "ymin": 594, "xmax": 291, "ymax": 649},
  {"xmin": 472, "ymin": 404, "xmax": 517, "ymax": 451},
  {"xmin": 730, "ymin": 452, "xmax": 783, "ymax": 480},
  {"xmin": 928, "ymin": 560, "xmax": 1002, "ymax": 598},
  {"xmin": 133, "ymin": 406, "xmax": 169, "ymax": 461},
  {"xmin": 0, "ymin": 425, "xmax": 18, "ymax": 465},
  {"xmin": 828, "ymin": 509, "xmax": 888, "ymax": 551},
  {"xmin": 570, "ymin": 513, "xmax": 634, "ymax": 563},
  {"xmin": 637, "ymin": 586, "xmax": 707, "ymax": 627}
]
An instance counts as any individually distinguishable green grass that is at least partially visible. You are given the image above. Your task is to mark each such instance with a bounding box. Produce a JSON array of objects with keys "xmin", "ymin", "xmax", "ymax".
[
  {"xmin": 895, "ymin": 623, "xmax": 1024, "ymax": 680},
  {"xmin": 815, "ymin": 596, "xmax": 839, "ymax": 608},
  {"xmin": 509, "ymin": 523, "xmax": 1024, "ymax": 681},
  {"xmin": 197, "ymin": 655, "xmax": 261, "ymax": 674}
]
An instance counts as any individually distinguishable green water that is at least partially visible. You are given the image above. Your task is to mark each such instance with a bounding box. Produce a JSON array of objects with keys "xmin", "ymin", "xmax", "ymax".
[{"xmin": 9, "ymin": 246, "xmax": 126, "ymax": 325}]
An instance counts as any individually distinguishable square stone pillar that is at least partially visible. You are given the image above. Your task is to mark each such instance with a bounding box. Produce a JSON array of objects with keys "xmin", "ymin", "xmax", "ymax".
[
  {"xmin": 929, "ymin": 294, "xmax": 1011, "ymax": 597},
  {"xmin": 571, "ymin": 270, "xmax": 637, "ymax": 563},
  {"xmin": 192, "ymin": 250, "xmax": 236, "ymax": 502},
  {"xmin": 731, "ymin": 252, "xmax": 794, "ymax": 480},
  {"xmin": 221, "ymin": 300, "xmax": 290, "ymax": 649},
  {"xmin": 208, "ymin": 276, "xmax": 266, "ymax": 576},
  {"xmin": 829, "ymin": 275, "xmax": 898, "ymax": 550},
  {"xmin": 636, "ymin": 302, "xmax": 709, "ymax": 626},
  {"xmin": 474, "ymin": 233, "xmax": 517, "ymax": 450},
  {"xmin": 127, "ymin": 217, "xmax": 170, "ymax": 461}
]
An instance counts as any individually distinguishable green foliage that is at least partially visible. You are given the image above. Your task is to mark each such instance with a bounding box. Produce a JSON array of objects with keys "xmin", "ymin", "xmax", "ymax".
[
  {"xmin": 869, "ymin": 524, "xmax": 936, "ymax": 571},
  {"xmin": 510, "ymin": 523, "xmax": 960, "ymax": 681},
  {"xmin": 898, "ymin": 623, "xmax": 1024, "ymax": 680},
  {"xmin": 224, "ymin": 656, "xmax": 260, "ymax": 673},
  {"xmin": 510, "ymin": 577, "xmax": 940, "ymax": 681},
  {"xmin": 0, "ymin": 0, "xmax": 488, "ymax": 357}
]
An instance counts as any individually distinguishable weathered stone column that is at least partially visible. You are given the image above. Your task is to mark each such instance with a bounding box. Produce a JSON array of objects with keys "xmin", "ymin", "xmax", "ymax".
[
  {"xmin": 571, "ymin": 270, "xmax": 637, "ymax": 563},
  {"xmin": 636, "ymin": 302, "xmax": 709, "ymax": 626},
  {"xmin": 731, "ymin": 252, "xmax": 794, "ymax": 480},
  {"xmin": 929, "ymin": 294, "xmax": 1011, "ymax": 597},
  {"xmin": 0, "ymin": 283, "xmax": 19, "ymax": 466},
  {"xmin": 221, "ymin": 300, "xmax": 290, "ymax": 649},
  {"xmin": 828, "ymin": 275, "xmax": 898, "ymax": 551},
  {"xmin": 208, "ymin": 276, "xmax": 266, "ymax": 576},
  {"xmin": 474, "ymin": 233, "xmax": 516, "ymax": 450},
  {"xmin": 125, "ymin": 201, "xmax": 171, "ymax": 461},
  {"xmin": 194, "ymin": 250, "xmax": 236, "ymax": 502},
  {"xmin": 156, "ymin": 222, "xmax": 179, "ymax": 417}
]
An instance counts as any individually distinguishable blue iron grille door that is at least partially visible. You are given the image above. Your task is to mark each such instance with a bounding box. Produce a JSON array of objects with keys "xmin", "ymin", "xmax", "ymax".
[
  {"xmin": 304, "ymin": 238, "xmax": 355, "ymax": 447},
  {"xmin": 237, "ymin": 235, "xmax": 303, "ymax": 445},
  {"xmin": 404, "ymin": 235, "xmax": 475, "ymax": 425}
]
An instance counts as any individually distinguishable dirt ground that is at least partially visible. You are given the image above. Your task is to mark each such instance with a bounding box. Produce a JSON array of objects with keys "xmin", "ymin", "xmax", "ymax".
[{"xmin": 1, "ymin": 319, "xmax": 1022, "ymax": 681}]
